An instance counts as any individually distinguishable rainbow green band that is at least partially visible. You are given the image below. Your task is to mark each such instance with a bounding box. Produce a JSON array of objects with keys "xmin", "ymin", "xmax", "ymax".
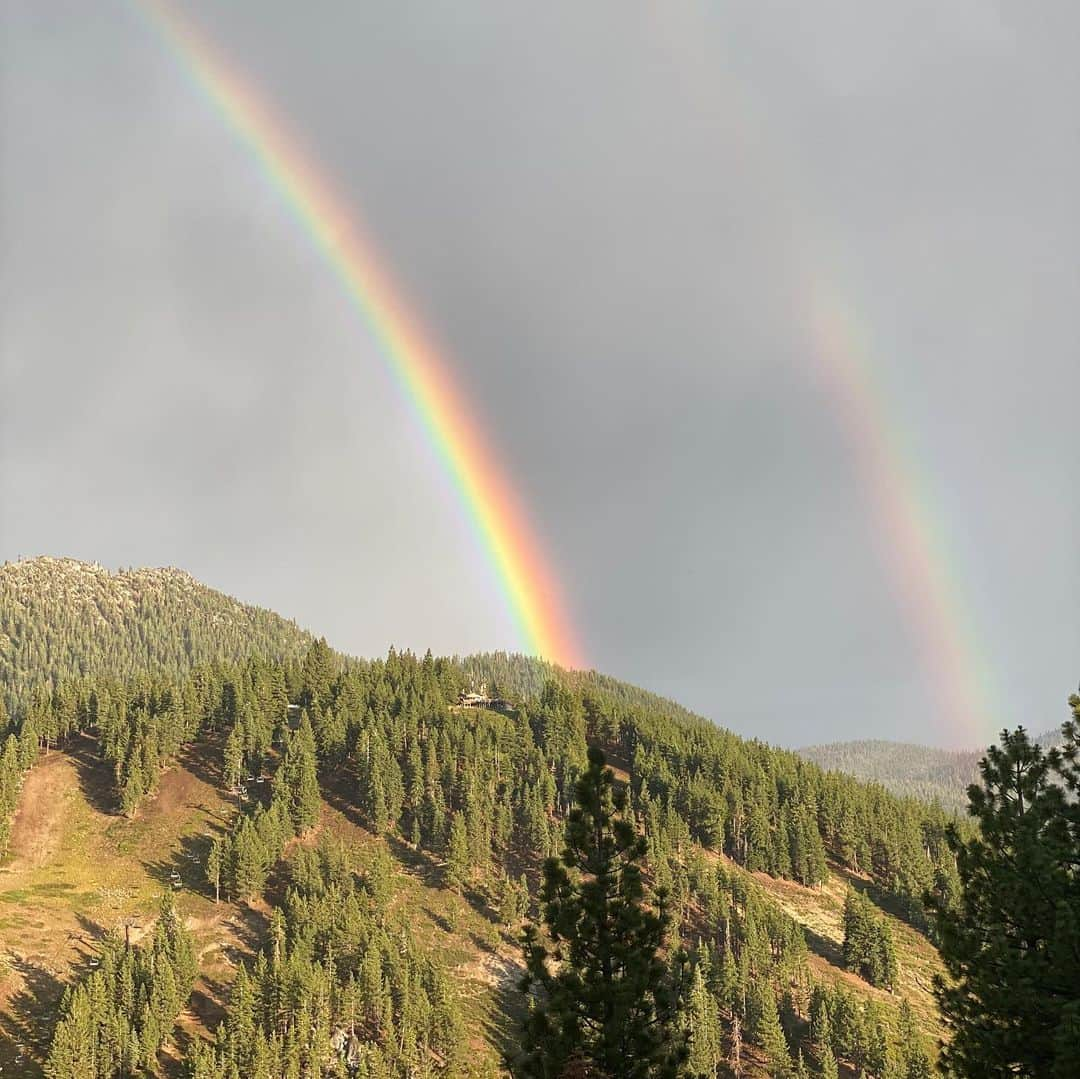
[{"xmin": 133, "ymin": 0, "xmax": 583, "ymax": 668}]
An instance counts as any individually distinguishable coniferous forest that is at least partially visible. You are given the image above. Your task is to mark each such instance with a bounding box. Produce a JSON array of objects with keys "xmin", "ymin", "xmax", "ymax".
[{"xmin": 0, "ymin": 560, "xmax": 1077, "ymax": 1075}]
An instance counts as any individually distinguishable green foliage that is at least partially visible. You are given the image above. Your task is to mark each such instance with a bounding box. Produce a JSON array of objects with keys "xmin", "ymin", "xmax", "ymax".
[
  {"xmin": 683, "ymin": 963, "xmax": 722, "ymax": 1077},
  {"xmin": 842, "ymin": 889, "xmax": 897, "ymax": 989},
  {"xmin": 0, "ymin": 557, "xmax": 311, "ymax": 716},
  {"xmin": 800, "ymin": 731, "xmax": 1063, "ymax": 813},
  {"xmin": 798, "ymin": 739, "xmax": 986, "ymax": 813},
  {"xmin": 513, "ymin": 748, "xmax": 687, "ymax": 1077},
  {"xmin": 1, "ymin": 593, "xmax": 954, "ymax": 1074},
  {"xmin": 445, "ymin": 811, "xmax": 471, "ymax": 893},
  {"xmin": 929, "ymin": 714, "xmax": 1080, "ymax": 1077},
  {"xmin": 498, "ymin": 872, "xmax": 530, "ymax": 929},
  {"xmin": 45, "ymin": 892, "xmax": 197, "ymax": 1077},
  {"xmin": 277, "ymin": 712, "xmax": 321, "ymax": 833},
  {"xmin": 806, "ymin": 980, "xmax": 927, "ymax": 1078},
  {"xmin": 5, "ymin": 574, "xmax": 962, "ymax": 933},
  {"xmin": 189, "ymin": 841, "xmax": 465, "ymax": 1077},
  {"xmin": 748, "ymin": 979, "xmax": 790, "ymax": 1076},
  {"xmin": 817, "ymin": 1042, "xmax": 839, "ymax": 1079},
  {"xmin": 897, "ymin": 998, "xmax": 932, "ymax": 1079}
]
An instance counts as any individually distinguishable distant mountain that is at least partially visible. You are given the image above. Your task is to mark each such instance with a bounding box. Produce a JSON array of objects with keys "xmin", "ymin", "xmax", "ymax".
[
  {"xmin": 0, "ymin": 556, "xmax": 313, "ymax": 712},
  {"xmin": 799, "ymin": 728, "xmax": 1063, "ymax": 812}
]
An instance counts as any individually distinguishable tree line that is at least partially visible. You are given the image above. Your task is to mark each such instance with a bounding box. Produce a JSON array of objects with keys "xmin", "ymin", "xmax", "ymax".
[{"xmin": 0, "ymin": 557, "xmax": 311, "ymax": 717}]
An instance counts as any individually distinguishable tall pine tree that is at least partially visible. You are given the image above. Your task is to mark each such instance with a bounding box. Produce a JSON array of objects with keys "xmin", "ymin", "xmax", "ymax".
[
  {"xmin": 512, "ymin": 747, "xmax": 687, "ymax": 1078},
  {"xmin": 929, "ymin": 717, "xmax": 1080, "ymax": 1077}
]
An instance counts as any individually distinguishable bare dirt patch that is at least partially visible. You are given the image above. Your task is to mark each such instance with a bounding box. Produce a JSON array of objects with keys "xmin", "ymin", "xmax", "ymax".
[
  {"xmin": 4, "ymin": 753, "xmax": 73, "ymax": 872},
  {"xmin": 0, "ymin": 735, "xmax": 245, "ymax": 1075}
]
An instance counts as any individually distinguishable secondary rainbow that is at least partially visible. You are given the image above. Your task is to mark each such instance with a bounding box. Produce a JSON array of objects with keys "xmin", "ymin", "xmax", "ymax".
[
  {"xmin": 649, "ymin": 3, "xmax": 995, "ymax": 743},
  {"xmin": 808, "ymin": 280, "xmax": 995, "ymax": 744},
  {"xmin": 131, "ymin": 0, "xmax": 582, "ymax": 668}
]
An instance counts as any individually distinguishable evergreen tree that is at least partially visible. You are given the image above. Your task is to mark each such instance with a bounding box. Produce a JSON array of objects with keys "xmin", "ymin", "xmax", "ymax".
[
  {"xmin": 445, "ymin": 810, "xmax": 471, "ymax": 894},
  {"xmin": 277, "ymin": 713, "xmax": 321, "ymax": 833},
  {"xmin": 896, "ymin": 998, "xmax": 932, "ymax": 1079},
  {"xmin": 499, "ymin": 872, "xmax": 529, "ymax": 929},
  {"xmin": 206, "ymin": 838, "xmax": 223, "ymax": 903},
  {"xmin": 842, "ymin": 890, "xmax": 896, "ymax": 989},
  {"xmin": 299, "ymin": 636, "xmax": 335, "ymax": 710},
  {"xmin": 862, "ymin": 1000, "xmax": 890, "ymax": 1078},
  {"xmin": 817, "ymin": 1042, "xmax": 839, "ymax": 1079},
  {"xmin": 46, "ymin": 893, "xmax": 197, "ymax": 1077},
  {"xmin": 513, "ymin": 747, "xmax": 687, "ymax": 1077},
  {"xmin": 929, "ymin": 718, "xmax": 1080, "ymax": 1077},
  {"xmin": 749, "ymin": 981, "xmax": 790, "ymax": 1078},
  {"xmin": 684, "ymin": 963, "xmax": 722, "ymax": 1077},
  {"xmin": 728, "ymin": 1014, "xmax": 742, "ymax": 1078}
]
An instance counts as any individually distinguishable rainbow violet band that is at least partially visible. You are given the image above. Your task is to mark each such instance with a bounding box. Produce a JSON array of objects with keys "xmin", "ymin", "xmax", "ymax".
[{"xmin": 133, "ymin": 0, "xmax": 583, "ymax": 669}]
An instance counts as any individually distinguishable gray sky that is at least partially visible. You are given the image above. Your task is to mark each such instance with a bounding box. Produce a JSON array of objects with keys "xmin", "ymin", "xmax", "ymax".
[{"xmin": 2, "ymin": 0, "xmax": 1077, "ymax": 748}]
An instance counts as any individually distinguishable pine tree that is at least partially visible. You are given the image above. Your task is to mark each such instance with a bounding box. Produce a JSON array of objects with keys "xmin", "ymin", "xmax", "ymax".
[
  {"xmin": 278, "ymin": 714, "xmax": 321, "ymax": 833},
  {"xmin": 750, "ymin": 981, "xmax": 790, "ymax": 1078},
  {"xmin": 929, "ymin": 719, "xmax": 1080, "ymax": 1077},
  {"xmin": 817, "ymin": 1041, "xmax": 840, "ymax": 1079},
  {"xmin": 808, "ymin": 984, "xmax": 832, "ymax": 1049},
  {"xmin": 862, "ymin": 1000, "xmax": 890, "ymax": 1078},
  {"xmin": 685, "ymin": 963, "xmax": 722, "ymax": 1077},
  {"xmin": 46, "ymin": 895, "xmax": 196, "ymax": 1077},
  {"xmin": 897, "ymin": 998, "xmax": 932, "ymax": 1079},
  {"xmin": 445, "ymin": 810, "xmax": 470, "ymax": 894},
  {"xmin": 230, "ymin": 817, "xmax": 268, "ymax": 900},
  {"xmin": 206, "ymin": 838, "xmax": 223, "ymax": 903},
  {"xmin": 300, "ymin": 637, "xmax": 335, "ymax": 710},
  {"xmin": 512, "ymin": 747, "xmax": 687, "ymax": 1077},
  {"xmin": 498, "ymin": 872, "xmax": 528, "ymax": 928},
  {"xmin": 842, "ymin": 890, "xmax": 896, "ymax": 989},
  {"xmin": 223, "ymin": 724, "xmax": 244, "ymax": 791}
]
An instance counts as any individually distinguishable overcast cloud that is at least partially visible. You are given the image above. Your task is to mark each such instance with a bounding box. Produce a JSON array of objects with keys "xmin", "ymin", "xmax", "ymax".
[{"xmin": 2, "ymin": 0, "xmax": 1077, "ymax": 747}]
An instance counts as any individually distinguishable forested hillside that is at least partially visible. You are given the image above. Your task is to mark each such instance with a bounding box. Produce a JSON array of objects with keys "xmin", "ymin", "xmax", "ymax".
[
  {"xmin": 0, "ymin": 564, "xmax": 987, "ymax": 1075},
  {"xmin": 799, "ymin": 732, "xmax": 1060, "ymax": 813},
  {"xmin": 1, "ymin": 637, "xmax": 953, "ymax": 1075},
  {"xmin": 0, "ymin": 557, "xmax": 313, "ymax": 713}
]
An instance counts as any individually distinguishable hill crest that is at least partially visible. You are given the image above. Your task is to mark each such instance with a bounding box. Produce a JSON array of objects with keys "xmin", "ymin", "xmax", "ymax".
[
  {"xmin": 799, "ymin": 731, "xmax": 1061, "ymax": 812},
  {"xmin": 0, "ymin": 557, "xmax": 314, "ymax": 711}
]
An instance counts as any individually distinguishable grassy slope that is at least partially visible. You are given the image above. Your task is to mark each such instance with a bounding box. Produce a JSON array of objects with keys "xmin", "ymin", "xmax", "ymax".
[
  {"xmin": 750, "ymin": 866, "xmax": 944, "ymax": 1044},
  {"xmin": 0, "ymin": 732, "xmax": 945, "ymax": 1076},
  {"xmin": 0, "ymin": 734, "xmax": 518, "ymax": 1076},
  {"xmin": 0, "ymin": 734, "xmax": 242, "ymax": 1074}
]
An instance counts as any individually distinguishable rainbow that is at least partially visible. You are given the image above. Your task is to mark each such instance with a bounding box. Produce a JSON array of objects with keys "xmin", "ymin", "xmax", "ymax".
[
  {"xmin": 808, "ymin": 281, "xmax": 995, "ymax": 744},
  {"xmin": 131, "ymin": 0, "xmax": 582, "ymax": 668},
  {"xmin": 649, "ymin": 3, "xmax": 994, "ymax": 743}
]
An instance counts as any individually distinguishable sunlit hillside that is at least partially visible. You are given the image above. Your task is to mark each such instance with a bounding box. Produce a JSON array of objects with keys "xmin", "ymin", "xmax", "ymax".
[
  {"xmin": 0, "ymin": 566, "xmax": 949, "ymax": 1076},
  {"xmin": 0, "ymin": 557, "xmax": 313, "ymax": 713}
]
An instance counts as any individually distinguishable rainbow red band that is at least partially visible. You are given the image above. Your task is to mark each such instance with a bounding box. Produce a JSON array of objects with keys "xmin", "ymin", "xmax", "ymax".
[
  {"xmin": 809, "ymin": 281, "xmax": 992, "ymax": 745},
  {"xmin": 134, "ymin": 0, "xmax": 583, "ymax": 668}
]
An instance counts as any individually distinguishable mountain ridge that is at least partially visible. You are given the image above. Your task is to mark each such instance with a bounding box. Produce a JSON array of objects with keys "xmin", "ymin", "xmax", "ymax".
[{"xmin": 798, "ymin": 730, "xmax": 1062, "ymax": 812}]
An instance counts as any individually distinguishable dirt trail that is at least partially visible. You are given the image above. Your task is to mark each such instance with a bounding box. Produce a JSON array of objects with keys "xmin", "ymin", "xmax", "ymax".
[{"xmin": 4, "ymin": 753, "xmax": 74, "ymax": 874}]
